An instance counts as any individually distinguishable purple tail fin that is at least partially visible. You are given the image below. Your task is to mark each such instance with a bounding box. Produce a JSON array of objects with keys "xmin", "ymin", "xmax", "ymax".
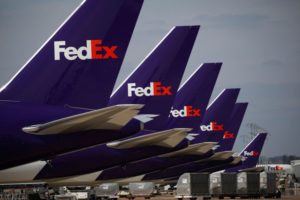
[
  {"xmin": 0, "ymin": 0, "xmax": 143, "ymax": 109},
  {"xmin": 225, "ymin": 132, "xmax": 267, "ymax": 172},
  {"xmin": 216, "ymin": 102, "xmax": 248, "ymax": 152},
  {"xmin": 109, "ymin": 26, "xmax": 200, "ymax": 130},
  {"xmin": 166, "ymin": 63, "xmax": 221, "ymax": 130},
  {"xmin": 191, "ymin": 88, "xmax": 240, "ymax": 144}
]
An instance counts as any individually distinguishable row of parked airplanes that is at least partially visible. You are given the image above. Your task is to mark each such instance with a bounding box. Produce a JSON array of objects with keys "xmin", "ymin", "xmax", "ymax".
[{"xmin": 0, "ymin": 0, "xmax": 267, "ymax": 185}]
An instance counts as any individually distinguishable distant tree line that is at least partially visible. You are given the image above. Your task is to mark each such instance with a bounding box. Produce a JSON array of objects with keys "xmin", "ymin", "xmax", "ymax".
[{"xmin": 259, "ymin": 155, "xmax": 300, "ymax": 164}]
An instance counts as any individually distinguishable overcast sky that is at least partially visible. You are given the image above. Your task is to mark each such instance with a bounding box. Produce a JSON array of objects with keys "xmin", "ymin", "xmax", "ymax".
[{"xmin": 0, "ymin": 0, "xmax": 299, "ymax": 157}]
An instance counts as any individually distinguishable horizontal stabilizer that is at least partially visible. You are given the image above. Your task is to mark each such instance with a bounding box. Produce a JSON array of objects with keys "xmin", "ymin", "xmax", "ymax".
[
  {"xmin": 47, "ymin": 171, "xmax": 103, "ymax": 186},
  {"xmin": 240, "ymin": 166, "xmax": 265, "ymax": 172},
  {"xmin": 197, "ymin": 151, "xmax": 234, "ymax": 163},
  {"xmin": 106, "ymin": 128, "xmax": 191, "ymax": 149},
  {"xmin": 230, "ymin": 156, "xmax": 243, "ymax": 165},
  {"xmin": 22, "ymin": 104, "xmax": 143, "ymax": 135},
  {"xmin": 0, "ymin": 161, "xmax": 46, "ymax": 183},
  {"xmin": 209, "ymin": 151, "xmax": 234, "ymax": 160},
  {"xmin": 115, "ymin": 175, "xmax": 145, "ymax": 183},
  {"xmin": 159, "ymin": 142, "xmax": 217, "ymax": 157}
]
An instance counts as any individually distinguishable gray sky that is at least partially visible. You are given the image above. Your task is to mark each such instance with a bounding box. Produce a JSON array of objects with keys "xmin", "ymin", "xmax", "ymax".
[{"xmin": 0, "ymin": 0, "xmax": 299, "ymax": 157}]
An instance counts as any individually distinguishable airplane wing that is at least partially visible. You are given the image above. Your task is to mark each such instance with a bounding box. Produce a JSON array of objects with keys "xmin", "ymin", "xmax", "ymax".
[
  {"xmin": 159, "ymin": 142, "xmax": 217, "ymax": 157},
  {"xmin": 106, "ymin": 128, "xmax": 191, "ymax": 149},
  {"xmin": 22, "ymin": 104, "xmax": 143, "ymax": 135}
]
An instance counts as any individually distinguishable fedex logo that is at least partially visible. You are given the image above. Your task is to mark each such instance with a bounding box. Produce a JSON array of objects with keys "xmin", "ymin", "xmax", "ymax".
[
  {"xmin": 170, "ymin": 106, "xmax": 201, "ymax": 118},
  {"xmin": 267, "ymin": 165, "xmax": 283, "ymax": 171},
  {"xmin": 243, "ymin": 150, "xmax": 260, "ymax": 157},
  {"xmin": 54, "ymin": 40, "xmax": 118, "ymax": 60},
  {"xmin": 275, "ymin": 165, "xmax": 284, "ymax": 170},
  {"xmin": 127, "ymin": 82, "xmax": 172, "ymax": 97},
  {"xmin": 200, "ymin": 122, "xmax": 224, "ymax": 132},
  {"xmin": 223, "ymin": 131, "xmax": 235, "ymax": 139}
]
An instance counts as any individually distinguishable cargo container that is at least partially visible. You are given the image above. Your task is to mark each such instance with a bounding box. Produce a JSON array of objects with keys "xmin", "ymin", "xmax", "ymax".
[
  {"xmin": 221, "ymin": 173, "xmax": 237, "ymax": 198},
  {"xmin": 210, "ymin": 173, "xmax": 237, "ymax": 199},
  {"xmin": 237, "ymin": 172, "xmax": 260, "ymax": 198},
  {"xmin": 260, "ymin": 172, "xmax": 280, "ymax": 198},
  {"xmin": 54, "ymin": 194, "xmax": 77, "ymax": 200},
  {"xmin": 128, "ymin": 182, "xmax": 155, "ymax": 199},
  {"xmin": 209, "ymin": 173, "xmax": 237, "ymax": 198},
  {"xmin": 94, "ymin": 183, "xmax": 119, "ymax": 200},
  {"xmin": 176, "ymin": 173, "xmax": 210, "ymax": 200},
  {"xmin": 209, "ymin": 173, "xmax": 221, "ymax": 197}
]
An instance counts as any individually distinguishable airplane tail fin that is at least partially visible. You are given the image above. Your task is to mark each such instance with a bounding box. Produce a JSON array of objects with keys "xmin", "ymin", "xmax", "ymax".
[
  {"xmin": 166, "ymin": 63, "xmax": 221, "ymax": 130},
  {"xmin": 109, "ymin": 26, "xmax": 200, "ymax": 130},
  {"xmin": 0, "ymin": 0, "xmax": 143, "ymax": 109},
  {"xmin": 191, "ymin": 88, "xmax": 240, "ymax": 144},
  {"xmin": 225, "ymin": 132, "xmax": 267, "ymax": 172},
  {"xmin": 216, "ymin": 102, "xmax": 248, "ymax": 152}
]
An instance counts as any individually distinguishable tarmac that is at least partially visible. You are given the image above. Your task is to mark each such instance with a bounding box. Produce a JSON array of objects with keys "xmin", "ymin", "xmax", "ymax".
[
  {"xmin": 120, "ymin": 196, "xmax": 300, "ymax": 200},
  {"xmin": 118, "ymin": 193, "xmax": 300, "ymax": 200}
]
